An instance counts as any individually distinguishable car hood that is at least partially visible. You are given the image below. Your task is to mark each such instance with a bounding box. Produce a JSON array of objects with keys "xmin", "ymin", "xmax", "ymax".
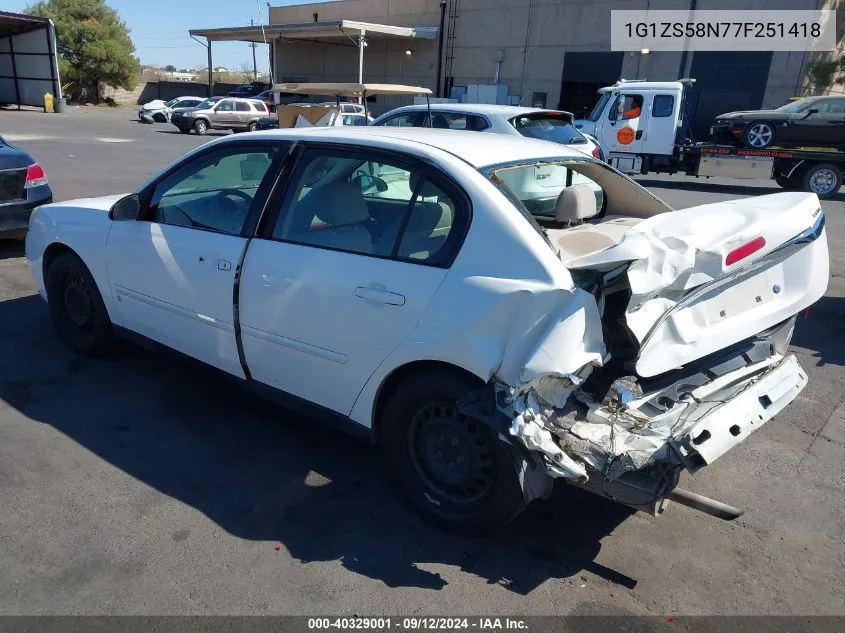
[
  {"xmin": 715, "ymin": 110, "xmax": 792, "ymax": 121},
  {"xmin": 141, "ymin": 99, "xmax": 168, "ymax": 111},
  {"xmin": 42, "ymin": 193, "xmax": 130, "ymax": 213},
  {"xmin": 0, "ymin": 142, "xmax": 34, "ymax": 169}
]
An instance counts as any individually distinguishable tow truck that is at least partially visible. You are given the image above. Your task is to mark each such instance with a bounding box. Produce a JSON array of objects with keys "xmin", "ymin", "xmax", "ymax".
[{"xmin": 574, "ymin": 79, "xmax": 845, "ymax": 199}]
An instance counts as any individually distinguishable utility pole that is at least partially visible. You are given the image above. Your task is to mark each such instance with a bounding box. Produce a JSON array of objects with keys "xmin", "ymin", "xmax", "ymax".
[{"xmin": 250, "ymin": 18, "xmax": 258, "ymax": 80}]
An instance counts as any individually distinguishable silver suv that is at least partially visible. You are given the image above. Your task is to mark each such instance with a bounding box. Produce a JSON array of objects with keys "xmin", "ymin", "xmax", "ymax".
[{"xmin": 170, "ymin": 97, "xmax": 270, "ymax": 135}]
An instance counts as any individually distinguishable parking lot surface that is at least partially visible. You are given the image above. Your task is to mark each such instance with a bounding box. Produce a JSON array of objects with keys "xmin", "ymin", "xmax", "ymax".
[{"xmin": 1, "ymin": 106, "xmax": 843, "ymax": 615}]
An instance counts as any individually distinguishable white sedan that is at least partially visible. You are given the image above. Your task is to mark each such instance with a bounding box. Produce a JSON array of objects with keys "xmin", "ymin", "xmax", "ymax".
[
  {"xmin": 26, "ymin": 127, "xmax": 828, "ymax": 534},
  {"xmin": 138, "ymin": 96, "xmax": 204, "ymax": 123}
]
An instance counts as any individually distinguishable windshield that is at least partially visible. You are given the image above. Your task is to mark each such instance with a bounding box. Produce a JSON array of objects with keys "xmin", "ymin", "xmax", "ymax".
[
  {"xmin": 164, "ymin": 98, "xmax": 179, "ymax": 107},
  {"xmin": 195, "ymin": 98, "xmax": 217, "ymax": 109},
  {"xmin": 588, "ymin": 93, "xmax": 612, "ymax": 121},
  {"xmin": 776, "ymin": 98, "xmax": 816, "ymax": 113},
  {"xmin": 510, "ymin": 113, "xmax": 587, "ymax": 145}
]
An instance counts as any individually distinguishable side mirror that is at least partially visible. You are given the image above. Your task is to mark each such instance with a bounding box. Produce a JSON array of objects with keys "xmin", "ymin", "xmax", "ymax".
[
  {"xmin": 109, "ymin": 194, "xmax": 141, "ymax": 221},
  {"xmin": 354, "ymin": 174, "xmax": 388, "ymax": 194},
  {"xmin": 803, "ymin": 107, "xmax": 819, "ymax": 119}
]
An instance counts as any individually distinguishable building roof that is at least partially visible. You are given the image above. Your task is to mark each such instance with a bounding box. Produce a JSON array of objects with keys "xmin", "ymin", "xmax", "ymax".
[
  {"xmin": 207, "ymin": 126, "xmax": 581, "ymax": 169},
  {"xmin": 0, "ymin": 10, "xmax": 50, "ymax": 38},
  {"xmin": 190, "ymin": 19, "xmax": 437, "ymax": 44}
]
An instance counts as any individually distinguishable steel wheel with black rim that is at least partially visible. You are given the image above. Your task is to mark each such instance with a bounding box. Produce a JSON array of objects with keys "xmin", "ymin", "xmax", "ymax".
[
  {"xmin": 743, "ymin": 121, "xmax": 775, "ymax": 149},
  {"xmin": 801, "ymin": 163, "xmax": 842, "ymax": 199},
  {"xmin": 45, "ymin": 252, "xmax": 115, "ymax": 356},
  {"xmin": 380, "ymin": 371, "xmax": 525, "ymax": 535}
]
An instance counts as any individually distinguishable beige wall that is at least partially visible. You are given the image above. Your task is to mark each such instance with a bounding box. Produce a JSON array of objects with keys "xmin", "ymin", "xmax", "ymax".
[{"xmin": 268, "ymin": 0, "xmax": 819, "ymax": 113}]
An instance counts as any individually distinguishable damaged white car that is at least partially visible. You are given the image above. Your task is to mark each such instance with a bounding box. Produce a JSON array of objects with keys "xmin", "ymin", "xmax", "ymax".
[{"xmin": 25, "ymin": 127, "xmax": 828, "ymax": 535}]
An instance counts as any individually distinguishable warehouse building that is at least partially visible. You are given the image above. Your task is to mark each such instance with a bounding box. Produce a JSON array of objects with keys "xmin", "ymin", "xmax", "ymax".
[{"xmin": 190, "ymin": 0, "xmax": 834, "ymax": 140}]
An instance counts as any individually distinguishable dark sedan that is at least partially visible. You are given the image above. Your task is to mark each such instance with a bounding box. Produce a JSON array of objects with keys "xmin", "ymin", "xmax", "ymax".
[
  {"xmin": 710, "ymin": 96, "xmax": 845, "ymax": 149},
  {"xmin": 0, "ymin": 135, "xmax": 52, "ymax": 239}
]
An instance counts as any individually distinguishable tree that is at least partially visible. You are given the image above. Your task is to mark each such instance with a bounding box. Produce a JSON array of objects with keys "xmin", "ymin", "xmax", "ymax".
[
  {"xmin": 26, "ymin": 0, "xmax": 141, "ymax": 102},
  {"xmin": 164, "ymin": 64, "xmax": 176, "ymax": 73}
]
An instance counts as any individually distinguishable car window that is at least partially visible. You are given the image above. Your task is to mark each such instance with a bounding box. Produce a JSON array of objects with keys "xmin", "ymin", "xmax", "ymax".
[
  {"xmin": 341, "ymin": 114, "xmax": 366, "ymax": 126},
  {"xmin": 428, "ymin": 112, "xmax": 489, "ymax": 131},
  {"xmin": 149, "ymin": 146, "xmax": 279, "ymax": 235},
  {"xmin": 813, "ymin": 99, "xmax": 845, "ymax": 114},
  {"xmin": 490, "ymin": 161, "xmax": 604, "ymax": 218},
  {"xmin": 234, "ymin": 101, "xmax": 250, "ymax": 112},
  {"xmin": 378, "ymin": 112, "xmax": 426, "ymax": 127},
  {"xmin": 510, "ymin": 113, "xmax": 587, "ymax": 145},
  {"xmin": 652, "ymin": 94, "xmax": 674, "ymax": 118},
  {"xmin": 608, "ymin": 94, "xmax": 644, "ymax": 121},
  {"xmin": 251, "ymin": 102, "xmax": 267, "ymax": 113},
  {"xmin": 217, "ymin": 100, "xmax": 234, "ymax": 112},
  {"xmin": 273, "ymin": 150, "xmax": 457, "ymax": 263}
]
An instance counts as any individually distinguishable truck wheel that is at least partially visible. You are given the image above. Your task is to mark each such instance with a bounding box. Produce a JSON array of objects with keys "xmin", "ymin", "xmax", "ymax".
[
  {"xmin": 380, "ymin": 371, "xmax": 525, "ymax": 536},
  {"xmin": 193, "ymin": 119, "xmax": 208, "ymax": 136},
  {"xmin": 743, "ymin": 121, "xmax": 775, "ymax": 149},
  {"xmin": 802, "ymin": 163, "xmax": 842, "ymax": 198},
  {"xmin": 46, "ymin": 252, "xmax": 115, "ymax": 357}
]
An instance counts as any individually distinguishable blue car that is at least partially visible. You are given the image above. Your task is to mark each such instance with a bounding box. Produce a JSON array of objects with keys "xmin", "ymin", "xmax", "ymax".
[{"xmin": 0, "ymin": 135, "xmax": 52, "ymax": 239}]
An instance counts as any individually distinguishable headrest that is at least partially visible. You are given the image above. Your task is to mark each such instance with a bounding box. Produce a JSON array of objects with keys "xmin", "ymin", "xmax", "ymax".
[
  {"xmin": 555, "ymin": 184, "xmax": 598, "ymax": 224},
  {"xmin": 406, "ymin": 201, "xmax": 452, "ymax": 234},
  {"xmin": 409, "ymin": 172, "xmax": 443, "ymax": 199},
  {"xmin": 305, "ymin": 181, "xmax": 369, "ymax": 226}
]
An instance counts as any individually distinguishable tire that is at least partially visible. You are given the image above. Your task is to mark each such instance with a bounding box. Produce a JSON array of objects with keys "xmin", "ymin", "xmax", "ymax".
[
  {"xmin": 45, "ymin": 252, "xmax": 115, "ymax": 356},
  {"xmin": 380, "ymin": 371, "xmax": 525, "ymax": 536},
  {"xmin": 247, "ymin": 121, "xmax": 258, "ymax": 132},
  {"xmin": 152, "ymin": 112, "xmax": 166, "ymax": 123},
  {"xmin": 743, "ymin": 121, "xmax": 775, "ymax": 149},
  {"xmin": 193, "ymin": 119, "xmax": 209, "ymax": 136},
  {"xmin": 801, "ymin": 163, "xmax": 842, "ymax": 199}
]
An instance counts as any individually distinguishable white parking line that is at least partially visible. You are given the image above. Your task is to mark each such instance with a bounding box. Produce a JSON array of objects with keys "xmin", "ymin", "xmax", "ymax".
[
  {"xmin": 2, "ymin": 134, "xmax": 55, "ymax": 142},
  {"xmin": 96, "ymin": 138, "xmax": 132, "ymax": 143}
]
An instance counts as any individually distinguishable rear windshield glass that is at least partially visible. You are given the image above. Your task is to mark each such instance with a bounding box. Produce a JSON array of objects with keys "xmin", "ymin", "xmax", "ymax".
[{"xmin": 510, "ymin": 113, "xmax": 587, "ymax": 145}]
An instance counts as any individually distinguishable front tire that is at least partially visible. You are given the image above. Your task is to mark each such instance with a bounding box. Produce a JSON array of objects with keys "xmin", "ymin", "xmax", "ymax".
[
  {"xmin": 743, "ymin": 121, "xmax": 775, "ymax": 149},
  {"xmin": 193, "ymin": 119, "xmax": 209, "ymax": 136},
  {"xmin": 380, "ymin": 371, "xmax": 525, "ymax": 536},
  {"xmin": 45, "ymin": 252, "xmax": 115, "ymax": 356},
  {"xmin": 801, "ymin": 163, "xmax": 842, "ymax": 199}
]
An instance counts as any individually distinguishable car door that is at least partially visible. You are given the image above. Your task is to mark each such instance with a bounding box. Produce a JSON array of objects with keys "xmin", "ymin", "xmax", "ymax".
[
  {"xmin": 802, "ymin": 98, "xmax": 845, "ymax": 146},
  {"xmin": 105, "ymin": 142, "xmax": 284, "ymax": 376},
  {"xmin": 238, "ymin": 144, "xmax": 467, "ymax": 415},
  {"xmin": 212, "ymin": 99, "xmax": 236, "ymax": 129},
  {"xmin": 235, "ymin": 100, "xmax": 252, "ymax": 128},
  {"xmin": 601, "ymin": 91, "xmax": 645, "ymax": 155}
]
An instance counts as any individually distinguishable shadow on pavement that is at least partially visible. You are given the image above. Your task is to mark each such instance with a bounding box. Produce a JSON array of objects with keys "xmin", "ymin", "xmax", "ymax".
[
  {"xmin": 155, "ymin": 129, "xmax": 229, "ymax": 137},
  {"xmin": 0, "ymin": 239, "xmax": 24, "ymax": 260},
  {"xmin": 791, "ymin": 295, "xmax": 845, "ymax": 368},
  {"xmin": 0, "ymin": 294, "xmax": 638, "ymax": 595},
  {"xmin": 636, "ymin": 178, "xmax": 845, "ymax": 203}
]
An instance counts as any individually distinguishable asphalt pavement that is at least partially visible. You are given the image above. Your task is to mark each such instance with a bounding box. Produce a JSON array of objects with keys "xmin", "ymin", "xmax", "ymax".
[{"xmin": 0, "ymin": 106, "xmax": 843, "ymax": 616}]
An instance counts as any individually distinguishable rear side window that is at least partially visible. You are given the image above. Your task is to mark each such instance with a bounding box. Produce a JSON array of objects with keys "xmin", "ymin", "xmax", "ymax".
[
  {"xmin": 235, "ymin": 102, "xmax": 250, "ymax": 112},
  {"xmin": 251, "ymin": 102, "xmax": 268, "ymax": 113},
  {"xmin": 429, "ymin": 113, "xmax": 489, "ymax": 131},
  {"xmin": 652, "ymin": 95, "xmax": 674, "ymax": 118},
  {"xmin": 510, "ymin": 113, "xmax": 586, "ymax": 145},
  {"xmin": 379, "ymin": 112, "xmax": 426, "ymax": 127}
]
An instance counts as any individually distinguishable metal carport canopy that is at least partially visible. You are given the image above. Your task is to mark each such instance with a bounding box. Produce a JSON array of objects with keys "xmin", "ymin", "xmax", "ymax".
[
  {"xmin": 189, "ymin": 20, "xmax": 438, "ymax": 85},
  {"xmin": 0, "ymin": 11, "xmax": 62, "ymax": 107}
]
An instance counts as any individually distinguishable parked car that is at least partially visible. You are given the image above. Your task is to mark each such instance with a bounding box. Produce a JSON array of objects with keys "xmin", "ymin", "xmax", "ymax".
[
  {"xmin": 0, "ymin": 134, "xmax": 52, "ymax": 239},
  {"xmin": 228, "ymin": 82, "xmax": 271, "ymax": 98},
  {"xmin": 138, "ymin": 96, "xmax": 204, "ymax": 123},
  {"xmin": 25, "ymin": 127, "xmax": 828, "ymax": 534},
  {"xmin": 170, "ymin": 97, "xmax": 270, "ymax": 135},
  {"xmin": 371, "ymin": 104, "xmax": 603, "ymax": 160},
  {"xmin": 317, "ymin": 101, "xmax": 373, "ymax": 120},
  {"xmin": 256, "ymin": 110, "xmax": 369, "ymax": 130},
  {"xmin": 711, "ymin": 96, "xmax": 845, "ymax": 149}
]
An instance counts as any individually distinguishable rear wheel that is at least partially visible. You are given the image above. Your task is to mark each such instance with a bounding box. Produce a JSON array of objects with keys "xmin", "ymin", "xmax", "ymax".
[
  {"xmin": 743, "ymin": 121, "xmax": 775, "ymax": 149},
  {"xmin": 193, "ymin": 119, "xmax": 209, "ymax": 136},
  {"xmin": 801, "ymin": 163, "xmax": 842, "ymax": 198},
  {"xmin": 380, "ymin": 371, "xmax": 525, "ymax": 535},
  {"xmin": 247, "ymin": 121, "xmax": 258, "ymax": 132},
  {"xmin": 45, "ymin": 252, "xmax": 115, "ymax": 356}
]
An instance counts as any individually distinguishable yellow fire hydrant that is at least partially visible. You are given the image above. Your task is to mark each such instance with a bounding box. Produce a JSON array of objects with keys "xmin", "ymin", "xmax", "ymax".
[{"xmin": 43, "ymin": 92, "xmax": 54, "ymax": 113}]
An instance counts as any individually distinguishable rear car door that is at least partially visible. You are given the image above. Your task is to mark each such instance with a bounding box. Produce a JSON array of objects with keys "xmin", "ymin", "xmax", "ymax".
[
  {"xmin": 235, "ymin": 100, "xmax": 252, "ymax": 128},
  {"xmin": 641, "ymin": 92, "xmax": 678, "ymax": 155},
  {"xmin": 238, "ymin": 144, "xmax": 468, "ymax": 415},
  {"xmin": 105, "ymin": 142, "xmax": 284, "ymax": 376}
]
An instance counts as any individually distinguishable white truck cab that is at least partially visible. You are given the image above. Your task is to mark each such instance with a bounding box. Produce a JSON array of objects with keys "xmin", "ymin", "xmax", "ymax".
[{"xmin": 574, "ymin": 79, "xmax": 693, "ymax": 174}]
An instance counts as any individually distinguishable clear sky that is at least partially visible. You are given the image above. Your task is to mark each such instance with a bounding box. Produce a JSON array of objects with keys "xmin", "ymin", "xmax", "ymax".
[{"xmin": 6, "ymin": 0, "xmax": 337, "ymax": 71}]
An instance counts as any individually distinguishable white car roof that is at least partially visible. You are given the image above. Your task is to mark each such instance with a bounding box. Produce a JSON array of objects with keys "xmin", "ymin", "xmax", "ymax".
[
  {"xmin": 224, "ymin": 126, "xmax": 586, "ymax": 168},
  {"xmin": 380, "ymin": 103, "xmax": 570, "ymax": 117}
]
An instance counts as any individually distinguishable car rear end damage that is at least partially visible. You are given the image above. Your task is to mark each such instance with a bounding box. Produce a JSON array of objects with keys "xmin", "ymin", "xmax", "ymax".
[{"xmin": 466, "ymin": 192, "xmax": 828, "ymax": 520}]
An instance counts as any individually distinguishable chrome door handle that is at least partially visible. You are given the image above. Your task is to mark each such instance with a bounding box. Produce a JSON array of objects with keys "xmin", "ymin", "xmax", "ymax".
[{"xmin": 354, "ymin": 286, "xmax": 405, "ymax": 306}]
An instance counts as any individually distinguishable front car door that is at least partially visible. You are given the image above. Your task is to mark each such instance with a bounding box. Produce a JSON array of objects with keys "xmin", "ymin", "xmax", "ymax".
[
  {"xmin": 800, "ymin": 98, "xmax": 845, "ymax": 146},
  {"xmin": 105, "ymin": 142, "xmax": 284, "ymax": 376},
  {"xmin": 212, "ymin": 99, "xmax": 236, "ymax": 129},
  {"xmin": 601, "ymin": 91, "xmax": 645, "ymax": 155},
  {"xmin": 238, "ymin": 143, "xmax": 468, "ymax": 415}
]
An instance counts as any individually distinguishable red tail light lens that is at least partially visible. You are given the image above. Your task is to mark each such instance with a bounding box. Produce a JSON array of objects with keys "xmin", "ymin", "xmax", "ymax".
[
  {"xmin": 25, "ymin": 163, "xmax": 48, "ymax": 188},
  {"xmin": 592, "ymin": 146, "xmax": 602, "ymax": 159},
  {"xmin": 725, "ymin": 236, "xmax": 766, "ymax": 266}
]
